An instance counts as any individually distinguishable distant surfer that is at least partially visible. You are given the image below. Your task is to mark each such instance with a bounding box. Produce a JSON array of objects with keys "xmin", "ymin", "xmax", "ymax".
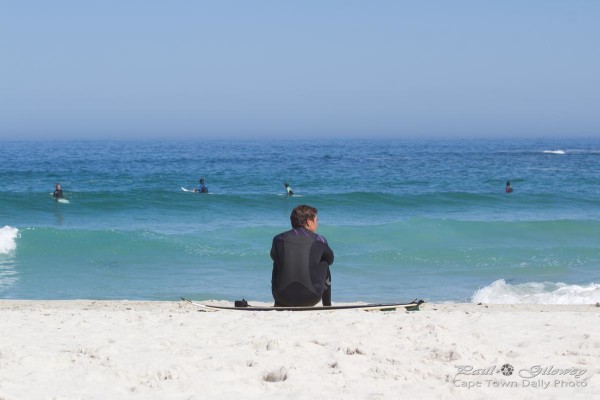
[
  {"xmin": 270, "ymin": 205, "xmax": 334, "ymax": 307},
  {"xmin": 53, "ymin": 183, "xmax": 64, "ymax": 199},
  {"xmin": 505, "ymin": 181, "xmax": 513, "ymax": 193},
  {"xmin": 284, "ymin": 182, "xmax": 294, "ymax": 196},
  {"xmin": 195, "ymin": 178, "xmax": 208, "ymax": 193}
]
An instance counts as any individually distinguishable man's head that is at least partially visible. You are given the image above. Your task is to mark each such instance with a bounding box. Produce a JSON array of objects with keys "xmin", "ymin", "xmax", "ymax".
[{"xmin": 290, "ymin": 205, "xmax": 318, "ymax": 231}]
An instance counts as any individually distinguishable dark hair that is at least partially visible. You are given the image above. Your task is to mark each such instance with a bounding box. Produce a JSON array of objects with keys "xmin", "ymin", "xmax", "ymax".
[
  {"xmin": 506, "ymin": 181, "xmax": 511, "ymax": 186},
  {"xmin": 290, "ymin": 205, "xmax": 317, "ymax": 228}
]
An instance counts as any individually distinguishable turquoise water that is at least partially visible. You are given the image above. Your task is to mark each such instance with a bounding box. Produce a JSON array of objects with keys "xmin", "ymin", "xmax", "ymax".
[{"xmin": 1, "ymin": 138, "xmax": 600, "ymax": 303}]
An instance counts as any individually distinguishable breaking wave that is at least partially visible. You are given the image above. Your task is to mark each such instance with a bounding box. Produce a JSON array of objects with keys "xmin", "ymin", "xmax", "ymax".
[
  {"xmin": 471, "ymin": 279, "xmax": 600, "ymax": 305},
  {"xmin": 0, "ymin": 226, "xmax": 19, "ymax": 255}
]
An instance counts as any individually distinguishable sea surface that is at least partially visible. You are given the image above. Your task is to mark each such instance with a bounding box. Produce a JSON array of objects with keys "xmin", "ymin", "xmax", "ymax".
[{"xmin": 1, "ymin": 138, "xmax": 600, "ymax": 304}]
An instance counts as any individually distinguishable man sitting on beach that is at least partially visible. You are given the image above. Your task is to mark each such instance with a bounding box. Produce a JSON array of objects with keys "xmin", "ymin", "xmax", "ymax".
[{"xmin": 270, "ymin": 205, "xmax": 334, "ymax": 307}]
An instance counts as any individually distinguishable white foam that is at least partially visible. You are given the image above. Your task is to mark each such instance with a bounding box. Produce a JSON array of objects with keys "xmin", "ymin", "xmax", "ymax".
[
  {"xmin": 0, "ymin": 226, "xmax": 19, "ymax": 255},
  {"xmin": 543, "ymin": 149, "xmax": 566, "ymax": 155},
  {"xmin": 471, "ymin": 279, "xmax": 600, "ymax": 305}
]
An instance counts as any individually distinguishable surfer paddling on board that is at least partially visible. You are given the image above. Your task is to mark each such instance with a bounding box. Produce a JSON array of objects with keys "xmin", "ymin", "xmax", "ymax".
[
  {"xmin": 194, "ymin": 178, "xmax": 208, "ymax": 193},
  {"xmin": 505, "ymin": 181, "xmax": 513, "ymax": 193},
  {"xmin": 271, "ymin": 205, "xmax": 334, "ymax": 307},
  {"xmin": 53, "ymin": 183, "xmax": 64, "ymax": 199},
  {"xmin": 284, "ymin": 182, "xmax": 294, "ymax": 196}
]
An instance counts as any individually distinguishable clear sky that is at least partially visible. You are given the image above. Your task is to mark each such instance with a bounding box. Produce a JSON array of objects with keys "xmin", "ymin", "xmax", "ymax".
[{"xmin": 1, "ymin": 1, "xmax": 599, "ymax": 140}]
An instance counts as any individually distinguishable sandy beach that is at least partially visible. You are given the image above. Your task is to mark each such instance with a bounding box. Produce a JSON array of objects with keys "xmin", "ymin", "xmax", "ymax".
[{"xmin": 0, "ymin": 300, "xmax": 598, "ymax": 400}]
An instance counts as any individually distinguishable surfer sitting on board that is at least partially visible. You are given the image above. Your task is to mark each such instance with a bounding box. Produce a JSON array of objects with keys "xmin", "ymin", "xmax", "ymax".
[
  {"xmin": 505, "ymin": 181, "xmax": 513, "ymax": 193},
  {"xmin": 284, "ymin": 182, "xmax": 294, "ymax": 196},
  {"xmin": 194, "ymin": 178, "xmax": 208, "ymax": 193},
  {"xmin": 53, "ymin": 183, "xmax": 64, "ymax": 199},
  {"xmin": 270, "ymin": 205, "xmax": 334, "ymax": 307}
]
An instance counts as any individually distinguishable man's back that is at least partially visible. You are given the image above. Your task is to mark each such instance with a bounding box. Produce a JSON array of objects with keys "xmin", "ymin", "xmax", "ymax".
[{"xmin": 271, "ymin": 227, "xmax": 334, "ymax": 307}]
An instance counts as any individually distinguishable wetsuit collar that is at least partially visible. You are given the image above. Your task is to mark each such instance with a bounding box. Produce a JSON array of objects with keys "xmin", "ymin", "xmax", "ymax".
[{"xmin": 292, "ymin": 227, "xmax": 314, "ymax": 237}]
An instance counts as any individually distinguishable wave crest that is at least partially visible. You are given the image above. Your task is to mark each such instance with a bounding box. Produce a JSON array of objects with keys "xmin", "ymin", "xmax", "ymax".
[
  {"xmin": 0, "ymin": 226, "xmax": 19, "ymax": 255},
  {"xmin": 472, "ymin": 279, "xmax": 600, "ymax": 305}
]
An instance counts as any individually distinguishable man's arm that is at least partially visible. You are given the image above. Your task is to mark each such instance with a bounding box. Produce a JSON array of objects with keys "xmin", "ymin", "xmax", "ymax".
[
  {"xmin": 321, "ymin": 242, "xmax": 334, "ymax": 266},
  {"xmin": 270, "ymin": 235, "xmax": 281, "ymax": 262},
  {"xmin": 270, "ymin": 235, "xmax": 283, "ymax": 287}
]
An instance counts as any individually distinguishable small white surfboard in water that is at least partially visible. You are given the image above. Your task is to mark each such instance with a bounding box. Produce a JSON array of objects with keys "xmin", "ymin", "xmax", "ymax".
[
  {"xmin": 543, "ymin": 150, "xmax": 566, "ymax": 155},
  {"xmin": 182, "ymin": 187, "xmax": 212, "ymax": 194},
  {"xmin": 277, "ymin": 193, "xmax": 304, "ymax": 197},
  {"xmin": 50, "ymin": 192, "xmax": 70, "ymax": 204}
]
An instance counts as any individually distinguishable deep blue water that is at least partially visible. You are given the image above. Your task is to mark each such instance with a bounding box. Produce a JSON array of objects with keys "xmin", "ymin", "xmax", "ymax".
[{"xmin": 1, "ymin": 138, "xmax": 600, "ymax": 303}]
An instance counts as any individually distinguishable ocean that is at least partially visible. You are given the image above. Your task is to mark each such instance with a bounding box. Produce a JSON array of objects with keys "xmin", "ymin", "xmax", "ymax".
[{"xmin": 1, "ymin": 138, "xmax": 600, "ymax": 304}]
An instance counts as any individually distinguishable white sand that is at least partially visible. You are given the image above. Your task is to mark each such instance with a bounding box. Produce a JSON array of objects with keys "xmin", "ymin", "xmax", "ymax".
[{"xmin": 0, "ymin": 300, "xmax": 598, "ymax": 399}]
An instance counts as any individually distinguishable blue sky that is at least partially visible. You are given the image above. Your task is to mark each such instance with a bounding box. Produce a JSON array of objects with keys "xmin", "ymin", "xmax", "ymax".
[{"xmin": 1, "ymin": 1, "xmax": 599, "ymax": 139}]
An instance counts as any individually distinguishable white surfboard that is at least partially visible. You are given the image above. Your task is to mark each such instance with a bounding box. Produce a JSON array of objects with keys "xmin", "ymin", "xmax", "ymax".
[
  {"xmin": 50, "ymin": 192, "xmax": 70, "ymax": 203},
  {"xmin": 543, "ymin": 150, "xmax": 566, "ymax": 155},
  {"xmin": 183, "ymin": 298, "xmax": 424, "ymax": 312},
  {"xmin": 182, "ymin": 187, "xmax": 212, "ymax": 194}
]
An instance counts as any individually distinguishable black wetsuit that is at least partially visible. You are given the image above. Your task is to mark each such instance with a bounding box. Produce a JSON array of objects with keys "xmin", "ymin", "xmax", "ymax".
[
  {"xmin": 53, "ymin": 189, "xmax": 63, "ymax": 199},
  {"xmin": 270, "ymin": 227, "xmax": 334, "ymax": 307}
]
